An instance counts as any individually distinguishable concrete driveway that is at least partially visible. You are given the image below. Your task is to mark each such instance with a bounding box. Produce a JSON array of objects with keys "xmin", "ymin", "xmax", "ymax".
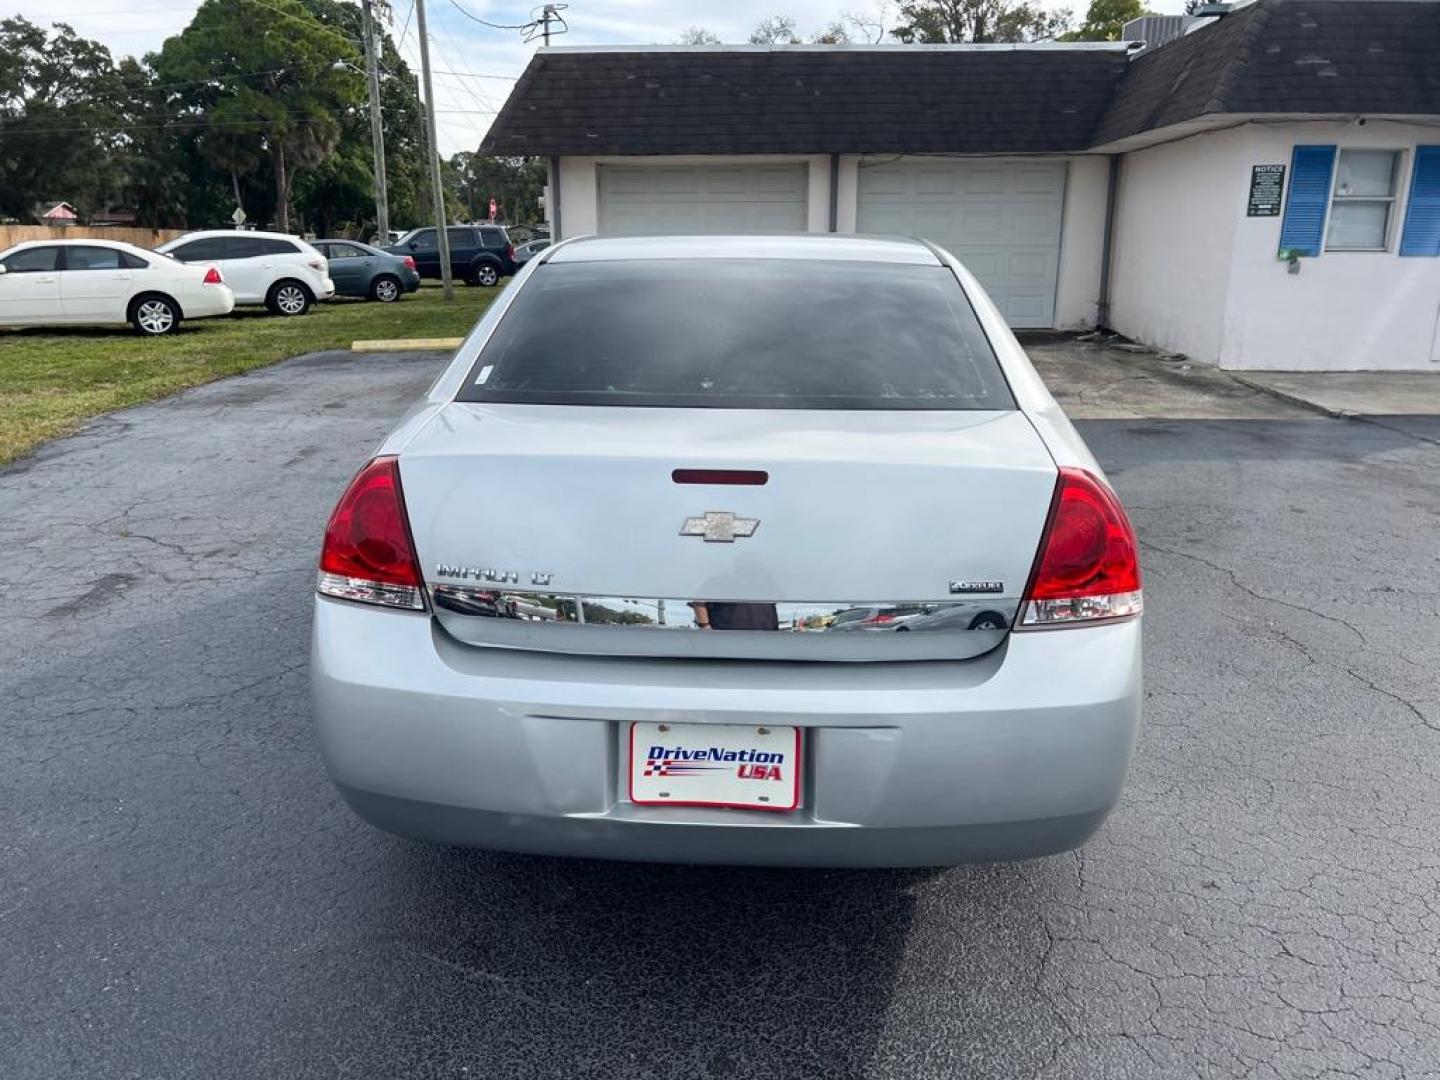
[{"xmin": 2, "ymin": 350, "xmax": 1438, "ymax": 1078}]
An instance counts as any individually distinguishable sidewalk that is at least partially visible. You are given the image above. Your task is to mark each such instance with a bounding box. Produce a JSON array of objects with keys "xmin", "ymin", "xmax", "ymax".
[
  {"xmin": 1023, "ymin": 335, "xmax": 1439, "ymax": 420},
  {"xmin": 1228, "ymin": 371, "xmax": 1440, "ymax": 417},
  {"xmin": 1024, "ymin": 338, "xmax": 1314, "ymax": 420}
]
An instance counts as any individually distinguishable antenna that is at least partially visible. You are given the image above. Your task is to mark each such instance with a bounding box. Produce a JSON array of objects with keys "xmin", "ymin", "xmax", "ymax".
[{"xmin": 523, "ymin": 3, "xmax": 569, "ymax": 46}]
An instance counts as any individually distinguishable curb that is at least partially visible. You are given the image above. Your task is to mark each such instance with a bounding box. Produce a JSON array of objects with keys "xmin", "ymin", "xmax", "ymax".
[
  {"xmin": 351, "ymin": 338, "xmax": 464, "ymax": 352},
  {"xmin": 1227, "ymin": 374, "xmax": 1351, "ymax": 419}
]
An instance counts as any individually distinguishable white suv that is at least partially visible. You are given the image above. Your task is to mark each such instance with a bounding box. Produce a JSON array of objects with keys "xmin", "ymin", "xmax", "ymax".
[{"xmin": 156, "ymin": 230, "xmax": 334, "ymax": 316}]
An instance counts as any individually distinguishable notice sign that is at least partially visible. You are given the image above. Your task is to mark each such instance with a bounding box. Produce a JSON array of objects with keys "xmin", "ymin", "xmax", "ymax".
[{"xmin": 1248, "ymin": 164, "xmax": 1286, "ymax": 216}]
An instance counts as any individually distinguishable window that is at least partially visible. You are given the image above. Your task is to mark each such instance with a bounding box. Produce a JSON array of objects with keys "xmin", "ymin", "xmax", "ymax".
[
  {"xmin": 447, "ymin": 227, "xmax": 477, "ymax": 248},
  {"xmin": 457, "ymin": 260, "xmax": 1014, "ymax": 411},
  {"xmin": 64, "ymin": 246, "xmax": 123, "ymax": 271},
  {"xmin": 169, "ymin": 238, "xmax": 227, "ymax": 262},
  {"xmin": 2, "ymin": 246, "xmax": 60, "ymax": 273},
  {"xmin": 227, "ymin": 236, "xmax": 268, "ymax": 259},
  {"xmin": 1326, "ymin": 149, "xmax": 1402, "ymax": 251},
  {"xmin": 326, "ymin": 243, "xmax": 365, "ymax": 260},
  {"xmin": 120, "ymin": 251, "xmax": 149, "ymax": 269},
  {"xmin": 479, "ymin": 227, "xmax": 506, "ymax": 248},
  {"xmin": 409, "ymin": 230, "xmax": 437, "ymax": 250},
  {"xmin": 259, "ymin": 237, "xmax": 300, "ymax": 255}
]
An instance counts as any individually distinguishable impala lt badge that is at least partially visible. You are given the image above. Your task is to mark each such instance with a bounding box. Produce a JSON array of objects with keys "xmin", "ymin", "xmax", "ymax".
[
  {"xmin": 950, "ymin": 580, "xmax": 1005, "ymax": 594},
  {"xmin": 435, "ymin": 564, "xmax": 519, "ymax": 584},
  {"xmin": 680, "ymin": 511, "xmax": 760, "ymax": 543}
]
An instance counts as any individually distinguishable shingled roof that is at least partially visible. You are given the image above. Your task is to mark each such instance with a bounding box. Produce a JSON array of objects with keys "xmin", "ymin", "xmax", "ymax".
[
  {"xmin": 479, "ymin": 46, "xmax": 1132, "ymax": 156},
  {"xmin": 1094, "ymin": 0, "xmax": 1440, "ymax": 145},
  {"xmin": 480, "ymin": 1, "xmax": 1440, "ymax": 158}
]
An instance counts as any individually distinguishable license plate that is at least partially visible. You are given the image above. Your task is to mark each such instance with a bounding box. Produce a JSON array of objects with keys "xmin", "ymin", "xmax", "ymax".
[{"xmin": 628, "ymin": 722, "xmax": 801, "ymax": 811}]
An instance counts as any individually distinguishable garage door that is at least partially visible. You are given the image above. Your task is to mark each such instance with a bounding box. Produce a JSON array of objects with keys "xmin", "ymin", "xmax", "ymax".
[
  {"xmin": 597, "ymin": 164, "xmax": 808, "ymax": 236},
  {"xmin": 857, "ymin": 161, "xmax": 1066, "ymax": 328}
]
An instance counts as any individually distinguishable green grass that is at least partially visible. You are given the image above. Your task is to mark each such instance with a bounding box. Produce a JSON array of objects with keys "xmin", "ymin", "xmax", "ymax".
[{"xmin": 0, "ymin": 282, "xmax": 499, "ymax": 464}]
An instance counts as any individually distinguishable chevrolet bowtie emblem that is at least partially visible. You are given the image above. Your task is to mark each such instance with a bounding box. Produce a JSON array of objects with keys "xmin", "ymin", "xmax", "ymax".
[{"xmin": 680, "ymin": 511, "xmax": 760, "ymax": 543}]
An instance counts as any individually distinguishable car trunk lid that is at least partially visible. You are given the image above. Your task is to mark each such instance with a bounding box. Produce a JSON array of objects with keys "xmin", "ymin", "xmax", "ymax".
[{"xmin": 399, "ymin": 402, "xmax": 1057, "ymax": 660}]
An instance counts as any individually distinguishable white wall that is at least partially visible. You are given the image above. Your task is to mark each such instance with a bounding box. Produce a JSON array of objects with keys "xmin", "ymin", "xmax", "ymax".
[
  {"xmin": 1109, "ymin": 120, "xmax": 1440, "ymax": 371},
  {"xmin": 1107, "ymin": 126, "xmax": 1252, "ymax": 363},
  {"xmin": 1219, "ymin": 121, "xmax": 1440, "ymax": 371},
  {"xmin": 1054, "ymin": 155, "xmax": 1109, "ymax": 330}
]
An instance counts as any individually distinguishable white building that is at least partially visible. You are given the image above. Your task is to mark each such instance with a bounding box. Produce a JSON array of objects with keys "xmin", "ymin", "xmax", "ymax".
[{"xmin": 482, "ymin": 0, "xmax": 1440, "ymax": 372}]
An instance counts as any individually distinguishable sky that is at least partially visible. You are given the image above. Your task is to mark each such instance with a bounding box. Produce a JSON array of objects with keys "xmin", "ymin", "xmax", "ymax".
[{"xmin": 18, "ymin": 0, "xmax": 1186, "ymax": 155}]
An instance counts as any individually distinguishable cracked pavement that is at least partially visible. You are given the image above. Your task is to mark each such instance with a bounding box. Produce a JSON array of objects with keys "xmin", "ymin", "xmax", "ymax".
[{"xmin": 2, "ymin": 350, "xmax": 1439, "ymax": 1079}]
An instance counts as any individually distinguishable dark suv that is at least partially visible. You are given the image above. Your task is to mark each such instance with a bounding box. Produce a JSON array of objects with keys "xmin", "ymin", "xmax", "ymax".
[{"xmin": 385, "ymin": 225, "xmax": 517, "ymax": 287}]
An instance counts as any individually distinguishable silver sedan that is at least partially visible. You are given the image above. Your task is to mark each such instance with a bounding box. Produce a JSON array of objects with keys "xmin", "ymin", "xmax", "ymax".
[{"xmin": 310, "ymin": 234, "xmax": 1143, "ymax": 867}]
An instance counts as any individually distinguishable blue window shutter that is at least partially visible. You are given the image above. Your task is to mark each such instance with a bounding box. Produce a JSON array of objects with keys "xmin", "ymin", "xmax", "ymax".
[
  {"xmin": 1278, "ymin": 145, "xmax": 1336, "ymax": 256},
  {"xmin": 1400, "ymin": 146, "xmax": 1440, "ymax": 257}
]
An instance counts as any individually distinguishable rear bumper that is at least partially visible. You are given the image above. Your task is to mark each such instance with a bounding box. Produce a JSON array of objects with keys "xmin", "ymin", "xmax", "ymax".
[
  {"xmin": 311, "ymin": 599, "xmax": 1142, "ymax": 867},
  {"xmin": 180, "ymin": 288, "xmax": 235, "ymax": 318}
]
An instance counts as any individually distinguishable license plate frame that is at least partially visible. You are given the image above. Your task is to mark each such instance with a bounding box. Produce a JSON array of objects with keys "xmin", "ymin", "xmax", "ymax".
[{"xmin": 628, "ymin": 721, "xmax": 801, "ymax": 812}]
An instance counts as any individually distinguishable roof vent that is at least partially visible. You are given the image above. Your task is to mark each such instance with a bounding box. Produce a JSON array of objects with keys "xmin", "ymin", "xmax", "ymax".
[{"xmin": 1121, "ymin": 13, "xmax": 1201, "ymax": 49}]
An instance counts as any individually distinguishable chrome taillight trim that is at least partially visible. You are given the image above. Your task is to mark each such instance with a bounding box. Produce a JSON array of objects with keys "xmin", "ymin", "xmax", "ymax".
[
  {"xmin": 1017, "ymin": 590, "xmax": 1143, "ymax": 629},
  {"xmin": 429, "ymin": 585, "xmax": 1019, "ymax": 633},
  {"xmin": 317, "ymin": 571, "xmax": 426, "ymax": 611}
]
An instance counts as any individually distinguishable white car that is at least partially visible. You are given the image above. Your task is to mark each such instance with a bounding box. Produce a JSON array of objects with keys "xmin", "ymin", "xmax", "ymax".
[
  {"xmin": 155, "ymin": 230, "xmax": 334, "ymax": 316},
  {"xmin": 0, "ymin": 239, "xmax": 235, "ymax": 335}
]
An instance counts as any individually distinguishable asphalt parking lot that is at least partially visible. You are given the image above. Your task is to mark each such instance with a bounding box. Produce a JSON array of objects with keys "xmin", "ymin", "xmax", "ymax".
[{"xmin": 2, "ymin": 349, "xmax": 1438, "ymax": 1079}]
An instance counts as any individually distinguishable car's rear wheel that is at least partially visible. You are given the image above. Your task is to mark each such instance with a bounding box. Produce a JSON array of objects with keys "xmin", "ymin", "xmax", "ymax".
[
  {"xmin": 370, "ymin": 275, "xmax": 402, "ymax": 303},
  {"xmin": 130, "ymin": 294, "xmax": 180, "ymax": 336},
  {"xmin": 472, "ymin": 263, "xmax": 500, "ymax": 288},
  {"xmin": 266, "ymin": 280, "xmax": 312, "ymax": 316}
]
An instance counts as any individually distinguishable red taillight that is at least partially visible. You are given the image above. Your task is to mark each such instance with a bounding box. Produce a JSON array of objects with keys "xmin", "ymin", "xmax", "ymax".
[
  {"xmin": 403, "ymin": 255, "xmax": 417, "ymax": 270},
  {"xmin": 505, "ymin": 243, "xmax": 515, "ymax": 260},
  {"xmin": 316, "ymin": 457, "xmax": 425, "ymax": 610},
  {"xmin": 202, "ymin": 266, "xmax": 223, "ymax": 285},
  {"xmin": 1019, "ymin": 467, "xmax": 1142, "ymax": 628}
]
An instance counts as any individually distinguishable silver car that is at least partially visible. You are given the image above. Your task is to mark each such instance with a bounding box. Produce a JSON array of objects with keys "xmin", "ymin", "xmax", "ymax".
[{"xmin": 310, "ymin": 234, "xmax": 1143, "ymax": 867}]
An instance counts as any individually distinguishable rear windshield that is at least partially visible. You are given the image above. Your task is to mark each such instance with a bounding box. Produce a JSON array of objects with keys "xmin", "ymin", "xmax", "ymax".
[{"xmin": 457, "ymin": 259, "xmax": 1012, "ymax": 410}]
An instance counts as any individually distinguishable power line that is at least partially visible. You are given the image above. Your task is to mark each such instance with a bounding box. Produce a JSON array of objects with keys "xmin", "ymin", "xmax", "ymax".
[
  {"xmin": 3, "ymin": 109, "xmax": 357, "ymax": 137},
  {"xmin": 445, "ymin": 0, "xmax": 534, "ymax": 31},
  {"xmin": 137, "ymin": 69, "xmax": 291, "ymax": 94},
  {"xmin": 430, "ymin": 16, "xmax": 503, "ymax": 112},
  {"xmin": 395, "ymin": 0, "xmax": 417, "ymax": 49},
  {"xmin": 429, "ymin": 68, "xmax": 517, "ymax": 79}
]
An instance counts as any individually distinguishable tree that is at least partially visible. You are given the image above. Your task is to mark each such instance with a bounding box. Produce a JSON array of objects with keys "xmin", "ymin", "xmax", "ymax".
[
  {"xmin": 843, "ymin": 3, "xmax": 894, "ymax": 43},
  {"xmin": 890, "ymin": 0, "xmax": 1072, "ymax": 42},
  {"xmin": 1059, "ymin": 0, "xmax": 1150, "ymax": 40},
  {"xmin": 813, "ymin": 20, "xmax": 853, "ymax": 43},
  {"xmin": 448, "ymin": 153, "xmax": 548, "ymax": 226},
  {"xmin": 152, "ymin": 0, "xmax": 363, "ymax": 232},
  {"xmin": 750, "ymin": 15, "xmax": 802, "ymax": 43},
  {"xmin": 675, "ymin": 27, "xmax": 722, "ymax": 44},
  {"xmin": 0, "ymin": 17, "xmax": 126, "ymax": 222}
]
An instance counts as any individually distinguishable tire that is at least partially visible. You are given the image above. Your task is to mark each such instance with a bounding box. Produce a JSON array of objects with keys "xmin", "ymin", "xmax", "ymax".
[
  {"xmin": 370, "ymin": 274, "xmax": 402, "ymax": 303},
  {"xmin": 130, "ymin": 294, "xmax": 181, "ymax": 336},
  {"xmin": 472, "ymin": 262, "xmax": 500, "ymax": 288},
  {"xmin": 266, "ymin": 279, "xmax": 312, "ymax": 316}
]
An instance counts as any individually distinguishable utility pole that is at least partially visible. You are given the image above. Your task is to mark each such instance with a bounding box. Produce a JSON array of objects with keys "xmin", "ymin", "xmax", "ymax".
[
  {"xmin": 414, "ymin": 0, "xmax": 454, "ymax": 300},
  {"xmin": 540, "ymin": 3, "xmax": 562, "ymax": 45},
  {"xmin": 360, "ymin": 0, "xmax": 389, "ymax": 242}
]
